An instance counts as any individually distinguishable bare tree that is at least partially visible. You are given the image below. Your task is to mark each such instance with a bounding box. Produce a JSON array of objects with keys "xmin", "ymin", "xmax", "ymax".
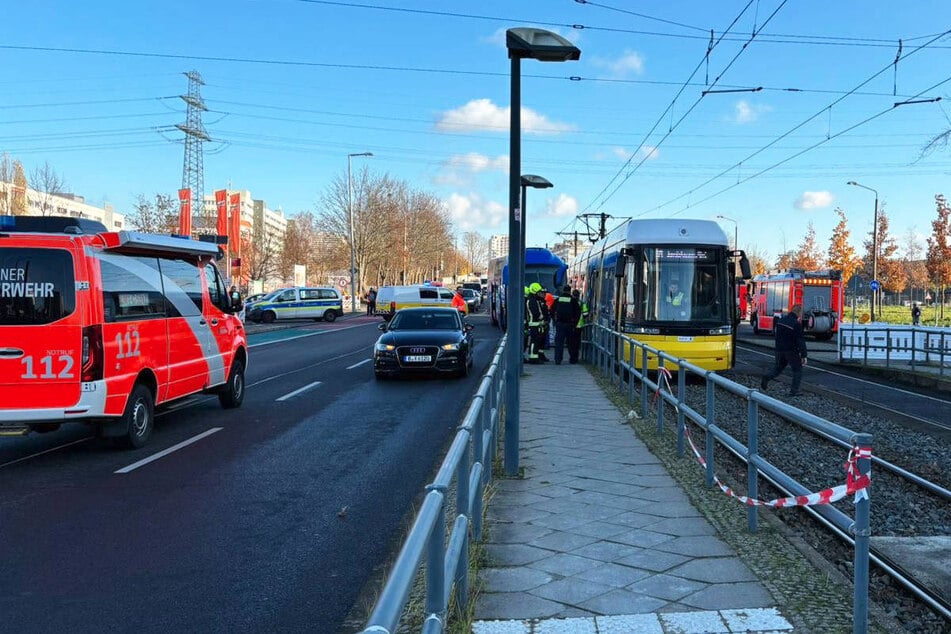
[
  {"xmin": 28, "ymin": 161, "xmax": 68, "ymax": 216},
  {"xmin": 245, "ymin": 231, "xmax": 280, "ymax": 287},
  {"xmin": 462, "ymin": 231, "xmax": 489, "ymax": 275},
  {"xmin": 744, "ymin": 244, "xmax": 770, "ymax": 277},
  {"xmin": 315, "ymin": 169, "xmax": 452, "ymax": 292},
  {"xmin": 902, "ymin": 229, "xmax": 929, "ymax": 305},
  {"xmin": 125, "ymin": 193, "xmax": 178, "ymax": 233},
  {"xmin": 0, "ymin": 154, "xmax": 29, "ymax": 216}
]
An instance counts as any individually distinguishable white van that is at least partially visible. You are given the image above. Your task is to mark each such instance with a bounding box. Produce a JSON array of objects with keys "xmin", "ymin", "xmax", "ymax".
[{"xmin": 375, "ymin": 284, "xmax": 458, "ymax": 320}]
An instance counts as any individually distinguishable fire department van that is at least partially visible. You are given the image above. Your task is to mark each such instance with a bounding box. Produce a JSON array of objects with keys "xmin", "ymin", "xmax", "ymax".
[{"xmin": 0, "ymin": 215, "xmax": 248, "ymax": 448}]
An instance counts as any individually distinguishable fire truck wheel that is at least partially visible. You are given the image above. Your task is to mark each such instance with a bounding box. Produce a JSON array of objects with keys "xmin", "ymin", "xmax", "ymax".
[
  {"xmin": 218, "ymin": 358, "xmax": 246, "ymax": 409},
  {"xmin": 117, "ymin": 384, "xmax": 154, "ymax": 449}
]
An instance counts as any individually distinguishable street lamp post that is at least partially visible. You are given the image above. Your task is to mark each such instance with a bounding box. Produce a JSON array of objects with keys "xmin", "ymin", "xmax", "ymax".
[
  {"xmin": 347, "ymin": 151, "xmax": 373, "ymax": 313},
  {"xmin": 716, "ymin": 215, "xmax": 738, "ymax": 254},
  {"xmin": 520, "ymin": 175, "xmax": 553, "ymax": 374},
  {"xmin": 505, "ymin": 28, "xmax": 580, "ymax": 476},
  {"xmin": 847, "ymin": 181, "xmax": 879, "ymax": 323}
]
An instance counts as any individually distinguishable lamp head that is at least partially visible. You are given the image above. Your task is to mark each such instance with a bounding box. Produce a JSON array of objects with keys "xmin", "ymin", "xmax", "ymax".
[
  {"xmin": 520, "ymin": 174, "xmax": 553, "ymax": 189},
  {"xmin": 847, "ymin": 180, "xmax": 858, "ymax": 186},
  {"xmin": 507, "ymin": 28, "xmax": 581, "ymax": 62}
]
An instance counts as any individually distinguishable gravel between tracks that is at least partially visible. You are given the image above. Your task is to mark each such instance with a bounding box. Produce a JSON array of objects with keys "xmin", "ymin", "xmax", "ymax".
[{"xmin": 591, "ymin": 365, "xmax": 950, "ymax": 634}]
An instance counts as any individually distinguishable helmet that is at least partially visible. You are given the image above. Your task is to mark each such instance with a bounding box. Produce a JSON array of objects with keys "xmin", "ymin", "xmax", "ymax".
[{"xmin": 529, "ymin": 282, "xmax": 542, "ymax": 293}]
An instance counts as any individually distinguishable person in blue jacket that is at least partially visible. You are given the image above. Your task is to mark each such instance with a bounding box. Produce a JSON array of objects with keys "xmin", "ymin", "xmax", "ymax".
[{"xmin": 761, "ymin": 304, "xmax": 808, "ymax": 397}]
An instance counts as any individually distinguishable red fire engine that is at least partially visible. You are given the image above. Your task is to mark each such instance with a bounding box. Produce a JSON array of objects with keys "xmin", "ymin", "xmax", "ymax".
[{"xmin": 750, "ymin": 269, "xmax": 843, "ymax": 340}]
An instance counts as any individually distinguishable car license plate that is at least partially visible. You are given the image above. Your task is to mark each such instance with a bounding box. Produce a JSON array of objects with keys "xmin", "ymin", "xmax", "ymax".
[{"xmin": 404, "ymin": 355, "xmax": 432, "ymax": 362}]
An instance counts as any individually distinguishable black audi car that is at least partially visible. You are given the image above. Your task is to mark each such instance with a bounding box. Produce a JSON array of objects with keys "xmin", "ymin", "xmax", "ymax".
[{"xmin": 373, "ymin": 307, "xmax": 475, "ymax": 379}]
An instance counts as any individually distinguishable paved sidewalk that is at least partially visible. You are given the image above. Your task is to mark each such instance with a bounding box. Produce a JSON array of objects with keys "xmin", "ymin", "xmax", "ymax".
[{"xmin": 472, "ymin": 363, "xmax": 793, "ymax": 634}]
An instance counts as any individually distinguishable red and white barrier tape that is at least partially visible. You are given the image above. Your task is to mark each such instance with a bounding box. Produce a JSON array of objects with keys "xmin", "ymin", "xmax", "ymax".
[{"xmin": 653, "ymin": 367, "xmax": 871, "ymax": 506}]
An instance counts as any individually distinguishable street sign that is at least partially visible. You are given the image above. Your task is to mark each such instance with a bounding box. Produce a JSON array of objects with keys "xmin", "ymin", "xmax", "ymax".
[{"xmin": 869, "ymin": 279, "xmax": 881, "ymax": 291}]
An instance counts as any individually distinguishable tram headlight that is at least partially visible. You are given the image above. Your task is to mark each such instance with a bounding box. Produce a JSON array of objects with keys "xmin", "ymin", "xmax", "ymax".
[
  {"xmin": 708, "ymin": 325, "xmax": 732, "ymax": 335},
  {"xmin": 629, "ymin": 327, "xmax": 660, "ymax": 335}
]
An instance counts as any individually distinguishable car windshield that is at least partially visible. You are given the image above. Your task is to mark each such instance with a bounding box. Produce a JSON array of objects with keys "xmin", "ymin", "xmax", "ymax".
[{"xmin": 390, "ymin": 311, "xmax": 459, "ymax": 330}]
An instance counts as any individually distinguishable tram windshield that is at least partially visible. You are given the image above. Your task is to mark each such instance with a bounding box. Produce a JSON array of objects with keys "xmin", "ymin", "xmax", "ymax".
[{"xmin": 623, "ymin": 246, "xmax": 728, "ymax": 326}]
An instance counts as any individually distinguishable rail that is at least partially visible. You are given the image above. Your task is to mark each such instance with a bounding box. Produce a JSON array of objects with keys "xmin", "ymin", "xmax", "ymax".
[
  {"xmin": 588, "ymin": 324, "xmax": 874, "ymax": 634},
  {"xmin": 838, "ymin": 323, "xmax": 951, "ymax": 376},
  {"xmin": 361, "ymin": 335, "xmax": 508, "ymax": 634}
]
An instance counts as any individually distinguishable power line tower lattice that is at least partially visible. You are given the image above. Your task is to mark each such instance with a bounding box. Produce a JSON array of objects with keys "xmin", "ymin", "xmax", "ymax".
[{"xmin": 176, "ymin": 71, "xmax": 211, "ymax": 234}]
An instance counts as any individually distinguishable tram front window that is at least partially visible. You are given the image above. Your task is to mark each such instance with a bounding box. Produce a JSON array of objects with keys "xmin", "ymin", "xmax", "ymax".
[{"xmin": 625, "ymin": 247, "xmax": 727, "ymax": 326}]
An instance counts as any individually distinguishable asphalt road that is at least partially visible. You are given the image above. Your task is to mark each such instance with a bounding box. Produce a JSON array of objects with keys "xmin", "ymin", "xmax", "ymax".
[{"xmin": 0, "ymin": 311, "xmax": 502, "ymax": 633}]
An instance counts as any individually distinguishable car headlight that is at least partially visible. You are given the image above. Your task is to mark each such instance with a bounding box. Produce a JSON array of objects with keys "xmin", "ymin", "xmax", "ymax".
[
  {"xmin": 441, "ymin": 343, "xmax": 460, "ymax": 351},
  {"xmin": 375, "ymin": 343, "xmax": 396, "ymax": 352}
]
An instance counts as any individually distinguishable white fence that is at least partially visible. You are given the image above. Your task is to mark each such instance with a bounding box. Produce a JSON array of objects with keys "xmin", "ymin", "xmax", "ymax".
[{"xmin": 838, "ymin": 324, "xmax": 951, "ymax": 366}]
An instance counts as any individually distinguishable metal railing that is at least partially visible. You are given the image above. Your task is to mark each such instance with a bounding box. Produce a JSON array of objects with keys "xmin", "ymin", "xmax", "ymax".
[
  {"xmin": 361, "ymin": 336, "xmax": 508, "ymax": 634},
  {"xmin": 838, "ymin": 324, "xmax": 951, "ymax": 375},
  {"xmin": 588, "ymin": 324, "xmax": 873, "ymax": 634}
]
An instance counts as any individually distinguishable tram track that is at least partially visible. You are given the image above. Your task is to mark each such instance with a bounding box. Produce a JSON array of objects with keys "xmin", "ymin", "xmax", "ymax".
[{"xmin": 703, "ymin": 350, "xmax": 951, "ymax": 630}]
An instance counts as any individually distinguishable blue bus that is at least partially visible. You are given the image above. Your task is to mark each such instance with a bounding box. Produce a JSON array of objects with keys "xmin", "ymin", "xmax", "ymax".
[{"xmin": 488, "ymin": 247, "xmax": 567, "ymax": 331}]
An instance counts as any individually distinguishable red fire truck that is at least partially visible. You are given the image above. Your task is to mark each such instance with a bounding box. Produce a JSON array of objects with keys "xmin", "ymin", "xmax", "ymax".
[{"xmin": 750, "ymin": 269, "xmax": 843, "ymax": 340}]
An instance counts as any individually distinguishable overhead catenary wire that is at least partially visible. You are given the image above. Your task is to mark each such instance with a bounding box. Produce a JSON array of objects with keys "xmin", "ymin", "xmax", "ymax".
[
  {"xmin": 662, "ymin": 73, "xmax": 951, "ymax": 218},
  {"xmin": 292, "ymin": 0, "xmax": 951, "ymax": 50},
  {"xmin": 636, "ymin": 28, "xmax": 951, "ymax": 218},
  {"xmin": 578, "ymin": 0, "xmax": 788, "ymax": 219}
]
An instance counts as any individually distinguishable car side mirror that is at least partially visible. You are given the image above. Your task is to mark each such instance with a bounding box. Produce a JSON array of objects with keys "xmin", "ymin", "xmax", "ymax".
[
  {"xmin": 378, "ymin": 323, "xmax": 387, "ymax": 331},
  {"xmin": 464, "ymin": 323, "xmax": 474, "ymax": 332}
]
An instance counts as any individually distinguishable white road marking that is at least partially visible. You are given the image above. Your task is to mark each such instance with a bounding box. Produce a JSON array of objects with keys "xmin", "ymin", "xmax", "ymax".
[
  {"xmin": 0, "ymin": 436, "xmax": 93, "ymax": 470},
  {"xmin": 276, "ymin": 381, "xmax": 322, "ymax": 402},
  {"xmin": 346, "ymin": 359, "xmax": 371, "ymax": 370},
  {"xmin": 114, "ymin": 427, "xmax": 222, "ymax": 474},
  {"xmin": 246, "ymin": 348, "xmax": 367, "ymax": 388},
  {"xmin": 248, "ymin": 322, "xmax": 376, "ymax": 348}
]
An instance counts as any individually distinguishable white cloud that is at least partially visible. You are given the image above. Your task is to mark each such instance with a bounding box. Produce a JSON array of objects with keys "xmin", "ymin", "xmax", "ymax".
[
  {"xmin": 433, "ymin": 153, "xmax": 509, "ymax": 187},
  {"xmin": 445, "ymin": 192, "xmax": 506, "ymax": 231},
  {"xmin": 612, "ymin": 145, "xmax": 659, "ymax": 161},
  {"xmin": 435, "ymin": 99, "xmax": 574, "ymax": 135},
  {"xmin": 732, "ymin": 99, "xmax": 772, "ymax": 124},
  {"xmin": 592, "ymin": 50, "xmax": 645, "ymax": 77},
  {"xmin": 794, "ymin": 191, "xmax": 835, "ymax": 210},
  {"xmin": 543, "ymin": 193, "xmax": 579, "ymax": 218},
  {"xmin": 448, "ymin": 153, "xmax": 509, "ymax": 173}
]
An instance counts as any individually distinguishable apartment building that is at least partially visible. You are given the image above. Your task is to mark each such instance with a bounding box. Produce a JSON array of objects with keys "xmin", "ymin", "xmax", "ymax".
[{"xmin": 0, "ymin": 182, "xmax": 125, "ymax": 230}]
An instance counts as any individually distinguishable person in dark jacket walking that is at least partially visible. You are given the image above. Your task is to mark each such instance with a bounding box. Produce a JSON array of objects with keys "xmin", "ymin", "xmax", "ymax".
[
  {"xmin": 552, "ymin": 285, "xmax": 581, "ymax": 365},
  {"xmin": 761, "ymin": 304, "xmax": 808, "ymax": 396},
  {"xmin": 911, "ymin": 302, "xmax": 921, "ymax": 326}
]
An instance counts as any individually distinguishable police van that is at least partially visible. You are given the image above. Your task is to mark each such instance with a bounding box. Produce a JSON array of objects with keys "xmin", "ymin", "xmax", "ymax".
[
  {"xmin": 244, "ymin": 286, "xmax": 343, "ymax": 323},
  {"xmin": 375, "ymin": 284, "xmax": 465, "ymax": 320},
  {"xmin": 0, "ymin": 215, "xmax": 248, "ymax": 448}
]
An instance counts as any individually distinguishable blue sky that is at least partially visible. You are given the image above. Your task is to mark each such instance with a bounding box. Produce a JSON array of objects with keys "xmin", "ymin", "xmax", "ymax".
[{"xmin": 2, "ymin": 1, "xmax": 951, "ymax": 263}]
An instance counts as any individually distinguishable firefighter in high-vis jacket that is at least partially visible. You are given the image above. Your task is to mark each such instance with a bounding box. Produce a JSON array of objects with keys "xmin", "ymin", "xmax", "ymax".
[
  {"xmin": 568, "ymin": 289, "xmax": 588, "ymax": 364},
  {"xmin": 525, "ymin": 283, "xmax": 549, "ymax": 363}
]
